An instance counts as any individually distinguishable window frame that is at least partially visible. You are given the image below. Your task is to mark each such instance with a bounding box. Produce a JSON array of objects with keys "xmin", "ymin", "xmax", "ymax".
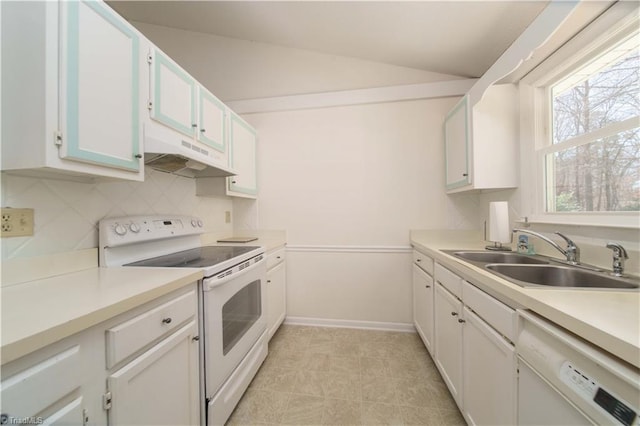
[{"xmin": 520, "ymin": 4, "xmax": 640, "ymax": 229}]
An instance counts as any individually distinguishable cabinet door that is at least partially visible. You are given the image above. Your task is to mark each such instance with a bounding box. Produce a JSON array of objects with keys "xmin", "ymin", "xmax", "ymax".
[
  {"xmin": 435, "ymin": 283, "xmax": 463, "ymax": 407},
  {"xmin": 197, "ymin": 88, "xmax": 226, "ymax": 153},
  {"xmin": 412, "ymin": 264, "xmax": 434, "ymax": 354},
  {"xmin": 462, "ymin": 307, "xmax": 516, "ymax": 425},
  {"xmin": 228, "ymin": 113, "xmax": 258, "ymax": 197},
  {"xmin": 266, "ymin": 261, "xmax": 287, "ymax": 339},
  {"xmin": 108, "ymin": 321, "xmax": 200, "ymax": 426},
  {"xmin": 150, "ymin": 49, "xmax": 196, "ymax": 138},
  {"xmin": 42, "ymin": 397, "xmax": 85, "ymax": 425},
  {"xmin": 59, "ymin": 0, "xmax": 141, "ymax": 172},
  {"xmin": 444, "ymin": 95, "xmax": 470, "ymax": 189}
]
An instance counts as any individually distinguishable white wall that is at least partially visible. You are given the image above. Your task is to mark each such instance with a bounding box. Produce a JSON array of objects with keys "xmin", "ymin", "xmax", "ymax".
[
  {"xmin": 132, "ymin": 22, "xmax": 462, "ymax": 101},
  {"xmin": 245, "ymin": 98, "xmax": 479, "ymax": 243},
  {"xmin": 237, "ymin": 98, "xmax": 481, "ymax": 327},
  {"xmin": 0, "ymin": 169, "xmax": 232, "ymax": 259}
]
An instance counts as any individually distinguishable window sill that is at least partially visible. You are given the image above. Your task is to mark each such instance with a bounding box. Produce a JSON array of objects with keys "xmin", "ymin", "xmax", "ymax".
[{"xmin": 517, "ymin": 213, "xmax": 640, "ymax": 230}]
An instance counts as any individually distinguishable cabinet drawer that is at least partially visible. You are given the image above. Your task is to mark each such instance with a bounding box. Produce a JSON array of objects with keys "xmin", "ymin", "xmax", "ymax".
[
  {"xmin": 1, "ymin": 345, "xmax": 81, "ymax": 419},
  {"xmin": 106, "ymin": 290, "xmax": 197, "ymax": 368},
  {"xmin": 462, "ymin": 281, "xmax": 516, "ymax": 341},
  {"xmin": 413, "ymin": 250, "xmax": 434, "ymax": 276},
  {"xmin": 267, "ymin": 248, "xmax": 285, "ymax": 270},
  {"xmin": 435, "ymin": 263, "xmax": 462, "ymax": 299}
]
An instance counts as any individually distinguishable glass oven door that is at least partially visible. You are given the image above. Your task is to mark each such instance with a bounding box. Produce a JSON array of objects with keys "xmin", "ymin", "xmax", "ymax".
[{"xmin": 202, "ymin": 258, "xmax": 267, "ymax": 397}]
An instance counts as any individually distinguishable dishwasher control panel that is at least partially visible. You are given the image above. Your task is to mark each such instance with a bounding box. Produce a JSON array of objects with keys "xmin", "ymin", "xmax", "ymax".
[{"xmin": 560, "ymin": 361, "xmax": 637, "ymax": 426}]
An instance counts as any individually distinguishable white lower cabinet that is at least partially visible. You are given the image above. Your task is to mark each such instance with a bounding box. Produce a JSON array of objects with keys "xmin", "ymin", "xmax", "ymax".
[
  {"xmin": 266, "ymin": 248, "xmax": 287, "ymax": 339},
  {"xmin": 0, "ymin": 340, "xmax": 97, "ymax": 425},
  {"xmin": 0, "ymin": 284, "xmax": 199, "ymax": 426},
  {"xmin": 434, "ymin": 282, "xmax": 464, "ymax": 407},
  {"xmin": 105, "ymin": 286, "xmax": 200, "ymax": 426},
  {"xmin": 432, "ymin": 263, "xmax": 517, "ymax": 424},
  {"xmin": 107, "ymin": 321, "xmax": 200, "ymax": 426},
  {"xmin": 412, "ymin": 250, "xmax": 435, "ymax": 354},
  {"xmin": 462, "ymin": 306, "xmax": 516, "ymax": 425}
]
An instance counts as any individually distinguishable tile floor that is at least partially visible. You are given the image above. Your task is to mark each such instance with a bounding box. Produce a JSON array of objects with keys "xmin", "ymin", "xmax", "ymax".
[{"xmin": 227, "ymin": 325, "xmax": 467, "ymax": 425}]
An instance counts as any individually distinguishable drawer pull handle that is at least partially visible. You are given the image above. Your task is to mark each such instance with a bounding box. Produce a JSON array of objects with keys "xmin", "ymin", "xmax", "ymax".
[
  {"xmin": 192, "ymin": 336, "xmax": 200, "ymax": 342},
  {"xmin": 277, "ymin": 256, "xmax": 281, "ymax": 259},
  {"xmin": 267, "ymin": 280, "xmax": 272, "ymax": 283},
  {"xmin": 162, "ymin": 317, "xmax": 172, "ymax": 325},
  {"xmin": 458, "ymin": 319, "xmax": 466, "ymax": 324},
  {"xmin": 425, "ymin": 285, "xmax": 431, "ymax": 288},
  {"xmin": 451, "ymin": 312, "xmax": 458, "ymax": 317}
]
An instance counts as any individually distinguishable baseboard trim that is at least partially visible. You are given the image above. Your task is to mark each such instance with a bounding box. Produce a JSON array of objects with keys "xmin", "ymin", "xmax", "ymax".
[{"xmin": 284, "ymin": 316, "xmax": 415, "ymax": 333}]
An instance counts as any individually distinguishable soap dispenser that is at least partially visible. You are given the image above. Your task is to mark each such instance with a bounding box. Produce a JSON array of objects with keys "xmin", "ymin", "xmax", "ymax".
[{"xmin": 516, "ymin": 235, "xmax": 536, "ymax": 255}]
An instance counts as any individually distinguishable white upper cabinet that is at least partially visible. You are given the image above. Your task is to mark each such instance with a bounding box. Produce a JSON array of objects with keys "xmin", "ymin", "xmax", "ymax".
[
  {"xmin": 444, "ymin": 84, "xmax": 518, "ymax": 193},
  {"xmin": 227, "ymin": 111, "xmax": 258, "ymax": 198},
  {"xmin": 150, "ymin": 50, "xmax": 197, "ymax": 139},
  {"xmin": 444, "ymin": 96, "xmax": 471, "ymax": 189},
  {"xmin": 1, "ymin": 0, "xmax": 144, "ymax": 182},
  {"xmin": 198, "ymin": 90, "xmax": 227, "ymax": 152},
  {"xmin": 146, "ymin": 48, "xmax": 228, "ymax": 169}
]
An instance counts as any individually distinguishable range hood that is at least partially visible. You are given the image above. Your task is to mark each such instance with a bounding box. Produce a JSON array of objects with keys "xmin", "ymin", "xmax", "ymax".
[{"xmin": 144, "ymin": 134, "xmax": 237, "ymax": 179}]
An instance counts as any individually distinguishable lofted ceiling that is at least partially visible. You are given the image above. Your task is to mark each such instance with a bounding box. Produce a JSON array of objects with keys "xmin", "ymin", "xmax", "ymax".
[{"xmin": 108, "ymin": 1, "xmax": 550, "ymax": 79}]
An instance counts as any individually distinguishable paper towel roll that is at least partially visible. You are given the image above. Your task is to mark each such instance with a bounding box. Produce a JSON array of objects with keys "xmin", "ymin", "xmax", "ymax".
[{"xmin": 489, "ymin": 201, "xmax": 510, "ymax": 243}]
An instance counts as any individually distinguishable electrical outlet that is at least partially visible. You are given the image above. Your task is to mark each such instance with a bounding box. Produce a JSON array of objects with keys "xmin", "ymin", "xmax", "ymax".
[
  {"xmin": 225, "ymin": 211, "xmax": 231, "ymax": 224},
  {"xmin": 1, "ymin": 208, "xmax": 34, "ymax": 237}
]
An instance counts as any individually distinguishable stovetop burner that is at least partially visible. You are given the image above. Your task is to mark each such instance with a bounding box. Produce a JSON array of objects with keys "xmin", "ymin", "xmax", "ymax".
[{"xmin": 125, "ymin": 245, "xmax": 261, "ymax": 268}]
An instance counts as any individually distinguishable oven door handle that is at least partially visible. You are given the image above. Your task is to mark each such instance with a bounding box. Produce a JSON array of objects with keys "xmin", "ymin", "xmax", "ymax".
[{"xmin": 203, "ymin": 258, "xmax": 264, "ymax": 291}]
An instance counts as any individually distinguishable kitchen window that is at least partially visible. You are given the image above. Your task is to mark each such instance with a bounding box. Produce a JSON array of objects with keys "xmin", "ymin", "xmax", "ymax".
[{"xmin": 541, "ymin": 33, "xmax": 639, "ymax": 214}]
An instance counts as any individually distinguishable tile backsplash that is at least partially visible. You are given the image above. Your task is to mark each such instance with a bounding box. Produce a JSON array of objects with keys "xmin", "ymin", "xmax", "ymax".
[{"xmin": 1, "ymin": 168, "xmax": 233, "ymax": 259}]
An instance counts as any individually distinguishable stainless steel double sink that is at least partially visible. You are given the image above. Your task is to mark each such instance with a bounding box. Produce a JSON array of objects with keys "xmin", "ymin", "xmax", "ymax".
[{"xmin": 442, "ymin": 250, "xmax": 639, "ymax": 290}]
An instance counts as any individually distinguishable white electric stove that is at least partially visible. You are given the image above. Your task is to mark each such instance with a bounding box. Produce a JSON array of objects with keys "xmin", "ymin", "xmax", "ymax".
[{"xmin": 99, "ymin": 215, "xmax": 268, "ymax": 426}]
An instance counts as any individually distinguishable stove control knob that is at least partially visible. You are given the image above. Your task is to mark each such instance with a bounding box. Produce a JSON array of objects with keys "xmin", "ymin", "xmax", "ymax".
[
  {"xmin": 129, "ymin": 222, "xmax": 141, "ymax": 233},
  {"xmin": 197, "ymin": 219, "xmax": 204, "ymax": 227},
  {"xmin": 191, "ymin": 219, "xmax": 198, "ymax": 228},
  {"xmin": 114, "ymin": 224, "xmax": 127, "ymax": 236}
]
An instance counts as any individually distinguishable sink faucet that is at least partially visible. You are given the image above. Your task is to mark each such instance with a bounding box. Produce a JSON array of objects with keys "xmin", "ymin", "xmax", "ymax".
[
  {"xmin": 512, "ymin": 229, "xmax": 580, "ymax": 265},
  {"xmin": 606, "ymin": 243, "xmax": 628, "ymax": 277}
]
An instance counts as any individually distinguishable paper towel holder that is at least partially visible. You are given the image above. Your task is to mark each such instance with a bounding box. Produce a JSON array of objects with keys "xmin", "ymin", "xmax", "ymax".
[{"xmin": 483, "ymin": 221, "xmax": 513, "ymax": 251}]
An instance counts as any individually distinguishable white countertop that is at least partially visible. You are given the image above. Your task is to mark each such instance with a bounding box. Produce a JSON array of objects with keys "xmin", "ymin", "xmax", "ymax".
[
  {"xmin": 1, "ymin": 267, "xmax": 202, "ymax": 365},
  {"xmin": 411, "ymin": 230, "xmax": 640, "ymax": 369}
]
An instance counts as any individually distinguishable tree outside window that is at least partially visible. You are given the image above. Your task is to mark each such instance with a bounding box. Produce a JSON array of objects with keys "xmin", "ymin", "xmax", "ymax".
[{"xmin": 546, "ymin": 35, "xmax": 639, "ymax": 213}]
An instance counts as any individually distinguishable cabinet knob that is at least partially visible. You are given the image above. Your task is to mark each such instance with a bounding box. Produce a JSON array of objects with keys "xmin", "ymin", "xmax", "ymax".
[
  {"xmin": 267, "ymin": 280, "xmax": 271, "ymax": 283},
  {"xmin": 458, "ymin": 319, "xmax": 466, "ymax": 323},
  {"xmin": 231, "ymin": 180, "xmax": 237, "ymax": 184},
  {"xmin": 200, "ymin": 128, "xmax": 206, "ymax": 133},
  {"xmin": 425, "ymin": 285, "xmax": 431, "ymax": 288},
  {"xmin": 462, "ymin": 173, "xmax": 468, "ymax": 177},
  {"xmin": 134, "ymin": 154, "xmax": 142, "ymax": 159},
  {"xmin": 451, "ymin": 312, "xmax": 458, "ymax": 317},
  {"xmin": 192, "ymin": 336, "xmax": 200, "ymax": 342},
  {"xmin": 417, "ymin": 258, "xmax": 422, "ymax": 262},
  {"xmin": 162, "ymin": 317, "xmax": 172, "ymax": 324},
  {"xmin": 192, "ymin": 123, "xmax": 198, "ymax": 128}
]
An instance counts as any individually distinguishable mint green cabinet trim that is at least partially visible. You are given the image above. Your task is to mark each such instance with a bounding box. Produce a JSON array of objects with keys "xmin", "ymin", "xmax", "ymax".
[
  {"xmin": 444, "ymin": 95, "xmax": 470, "ymax": 190},
  {"xmin": 153, "ymin": 50, "xmax": 196, "ymax": 137},
  {"xmin": 65, "ymin": 1, "xmax": 140, "ymax": 172},
  {"xmin": 229, "ymin": 114, "xmax": 258, "ymax": 196},
  {"xmin": 198, "ymin": 89, "xmax": 226, "ymax": 152}
]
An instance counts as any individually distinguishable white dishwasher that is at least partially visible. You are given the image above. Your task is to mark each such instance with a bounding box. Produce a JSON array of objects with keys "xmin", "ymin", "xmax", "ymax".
[{"xmin": 517, "ymin": 310, "xmax": 639, "ymax": 426}]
